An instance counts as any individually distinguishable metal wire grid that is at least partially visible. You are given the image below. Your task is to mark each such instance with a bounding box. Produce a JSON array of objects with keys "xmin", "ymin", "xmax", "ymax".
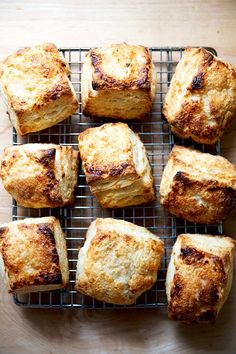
[{"xmin": 12, "ymin": 47, "xmax": 222, "ymax": 308}]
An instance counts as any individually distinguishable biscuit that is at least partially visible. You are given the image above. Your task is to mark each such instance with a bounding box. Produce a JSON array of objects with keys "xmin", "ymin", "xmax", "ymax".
[
  {"xmin": 0, "ymin": 43, "xmax": 78, "ymax": 135},
  {"xmin": 0, "ymin": 217, "xmax": 69, "ymax": 294},
  {"xmin": 163, "ymin": 47, "xmax": 236, "ymax": 144},
  {"xmin": 166, "ymin": 233, "xmax": 235, "ymax": 323},
  {"xmin": 160, "ymin": 145, "xmax": 236, "ymax": 223},
  {"xmin": 78, "ymin": 122, "xmax": 155, "ymax": 208},
  {"xmin": 75, "ymin": 218, "xmax": 164, "ymax": 305},
  {"xmin": 82, "ymin": 43, "xmax": 156, "ymax": 119}
]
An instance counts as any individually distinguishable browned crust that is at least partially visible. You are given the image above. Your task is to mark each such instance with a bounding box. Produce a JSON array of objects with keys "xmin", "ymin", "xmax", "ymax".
[
  {"xmin": 162, "ymin": 171, "xmax": 236, "ymax": 224},
  {"xmin": 1, "ymin": 222, "xmax": 62, "ymax": 292},
  {"xmin": 0, "ymin": 43, "xmax": 78, "ymax": 135},
  {"xmin": 170, "ymin": 102, "xmax": 222, "ymax": 144},
  {"xmin": 76, "ymin": 223, "xmax": 164, "ymax": 305},
  {"xmin": 0, "ymin": 227, "xmax": 8, "ymax": 243},
  {"xmin": 83, "ymin": 160, "xmax": 136, "ymax": 184},
  {"xmin": 17, "ymin": 148, "xmax": 62, "ymax": 207},
  {"xmin": 1, "ymin": 145, "xmax": 78, "ymax": 208},
  {"xmin": 163, "ymin": 47, "xmax": 236, "ymax": 144},
  {"xmin": 78, "ymin": 123, "xmax": 138, "ymax": 185},
  {"xmin": 34, "ymin": 147, "xmax": 56, "ymax": 166},
  {"xmin": 168, "ymin": 246, "xmax": 229, "ymax": 323},
  {"xmin": 89, "ymin": 45, "xmax": 152, "ymax": 91},
  {"xmin": 12, "ymin": 76, "xmax": 76, "ymax": 116},
  {"xmin": 43, "ymin": 79, "xmax": 74, "ymax": 102},
  {"xmin": 1, "ymin": 43, "xmax": 68, "ymax": 78},
  {"xmin": 78, "ymin": 122, "xmax": 155, "ymax": 208}
]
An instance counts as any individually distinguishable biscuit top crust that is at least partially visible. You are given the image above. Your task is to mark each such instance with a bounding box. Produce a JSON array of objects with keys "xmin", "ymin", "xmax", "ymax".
[
  {"xmin": 0, "ymin": 43, "xmax": 71, "ymax": 113},
  {"xmin": 76, "ymin": 218, "xmax": 164, "ymax": 304},
  {"xmin": 183, "ymin": 47, "xmax": 236, "ymax": 92},
  {"xmin": 163, "ymin": 145, "xmax": 236, "ymax": 191},
  {"xmin": 0, "ymin": 217, "xmax": 62, "ymax": 291},
  {"xmin": 78, "ymin": 122, "xmax": 139, "ymax": 184},
  {"xmin": 0, "ymin": 143, "xmax": 78, "ymax": 207},
  {"xmin": 167, "ymin": 233, "xmax": 235, "ymax": 323},
  {"xmin": 88, "ymin": 43, "xmax": 152, "ymax": 91},
  {"xmin": 163, "ymin": 47, "xmax": 236, "ymax": 144},
  {"xmin": 160, "ymin": 145, "xmax": 236, "ymax": 223}
]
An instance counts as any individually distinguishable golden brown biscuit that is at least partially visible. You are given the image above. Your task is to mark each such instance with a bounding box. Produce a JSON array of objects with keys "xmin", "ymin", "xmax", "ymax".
[
  {"xmin": 0, "ymin": 217, "xmax": 69, "ymax": 294},
  {"xmin": 0, "ymin": 143, "xmax": 78, "ymax": 208},
  {"xmin": 163, "ymin": 47, "xmax": 236, "ymax": 144},
  {"xmin": 0, "ymin": 43, "xmax": 78, "ymax": 135},
  {"xmin": 166, "ymin": 233, "xmax": 235, "ymax": 323},
  {"xmin": 78, "ymin": 122, "xmax": 155, "ymax": 208},
  {"xmin": 160, "ymin": 145, "xmax": 236, "ymax": 224},
  {"xmin": 75, "ymin": 218, "xmax": 164, "ymax": 305},
  {"xmin": 82, "ymin": 43, "xmax": 156, "ymax": 119}
]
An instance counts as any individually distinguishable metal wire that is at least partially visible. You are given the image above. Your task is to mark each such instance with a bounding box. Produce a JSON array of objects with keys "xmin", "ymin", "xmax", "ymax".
[{"xmin": 12, "ymin": 47, "xmax": 222, "ymax": 308}]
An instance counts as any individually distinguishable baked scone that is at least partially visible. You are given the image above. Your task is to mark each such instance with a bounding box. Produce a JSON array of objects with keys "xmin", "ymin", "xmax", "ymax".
[
  {"xmin": 0, "ymin": 43, "xmax": 78, "ymax": 135},
  {"xmin": 166, "ymin": 233, "xmax": 235, "ymax": 323},
  {"xmin": 81, "ymin": 42, "xmax": 156, "ymax": 119},
  {"xmin": 75, "ymin": 218, "xmax": 164, "ymax": 305},
  {"xmin": 78, "ymin": 122, "xmax": 155, "ymax": 208},
  {"xmin": 163, "ymin": 47, "xmax": 236, "ymax": 144},
  {"xmin": 0, "ymin": 217, "xmax": 69, "ymax": 294},
  {"xmin": 0, "ymin": 143, "xmax": 78, "ymax": 208},
  {"xmin": 160, "ymin": 145, "xmax": 236, "ymax": 224}
]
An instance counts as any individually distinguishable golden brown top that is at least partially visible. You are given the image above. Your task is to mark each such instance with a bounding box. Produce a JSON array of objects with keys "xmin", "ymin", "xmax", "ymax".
[
  {"xmin": 78, "ymin": 122, "xmax": 155, "ymax": 208},
  {"xmin": 163, "ymin": 47, "xmax": 236, "ymax": 144},
  {"xmin": 0, "ymin": 143, "xmax": 78, "ymax": 208},
  {"xmin": 76, "ymin": 218, "xmax": 164, "ymax": 305},
  {"xmin": 165, "ymin": 145, "xmax": 236, "ymax": 188},
  {"xmin": 160, "ymin": 145, "xmax": 236, "ymax": 223},
  {"xmin": 78, "ymin": 122, "xmax": 140, "ymax": 186},
  {"xmin": 0, "ymin": 217, "xmax": 64, "ymax": 292},
  {"xmin": 166, "ymin": 233, "xmax": 235, "ymax": 323},
  {"xmin": 0, "ymin": 43, "xmax": 72, "ymax": 114},
  {"xmin": 87, "ymin": 43, "xmax": 152, "ymax": 91}
]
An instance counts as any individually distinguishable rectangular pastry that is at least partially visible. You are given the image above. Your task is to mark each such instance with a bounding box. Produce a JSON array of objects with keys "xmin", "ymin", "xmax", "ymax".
[
  {"xmin": 163, "ymin": 47, "xmax": 236, "ymax": 144},
  {"xmin": 0, "ymin": 217, "xmax": 69, "ymax": 294},
  {"xmin": 166, "ymin": 233, "xmax": 235, "ymax": 323},
  {"xmin": 160, "ymin": 145, "xmax": 236, "ymax": 224},
  {"xmin": 75, "ymin": 218, "xmax": 164, "ymax": 305},
  {"xmin": 82, "ymin": 42, "xmax": 156, "ymax": 119},
  {"xmin": 78, "ymin": 122, "xmax": 155, "ymax": 208},
  {"xmin": 0, "ymin": 143, "xmax": 79, "ymax": 208},
  {"xmin": 0, "ymin": 43, "xmax": 78, "ymax": 135}
]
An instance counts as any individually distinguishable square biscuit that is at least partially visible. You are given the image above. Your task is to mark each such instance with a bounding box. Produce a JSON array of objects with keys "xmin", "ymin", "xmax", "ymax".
[
  {"xmin": 166, "ymin": 233, "xmax": 235, "ymax": 323},
  {"xmin": 160, "ymin": 145, "xmax": 236, "ymax": 224},
  {"xmin": 75, "ymin": 218, "xmax": 164, "ymax": 305},
  {"xmin": 78, "ymin": 122, "xmax": 155, "ymax": 208},
  {"xmin": 0, "ymin": 43, "xmax": 78, "ymax": 135},
  {"xmin": 163, "ymin": 47, "xmax": 236, "ymax": 144},
  {"xmin": 0, "ymin": 217, "xmax": 69, "ymax": 294},
  {"xmin": 0, "ymin": 143, "xmax": 79, "ymax": 208},
  {"xmin": 82, "ymin": 43, "xmax": 156, "ymax": 119}
]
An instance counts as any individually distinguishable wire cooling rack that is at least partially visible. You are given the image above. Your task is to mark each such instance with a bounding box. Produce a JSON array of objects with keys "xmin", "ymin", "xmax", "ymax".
[{"xmin": 12, "ymin": 46, "xmax": 222, "ymax": 308}]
